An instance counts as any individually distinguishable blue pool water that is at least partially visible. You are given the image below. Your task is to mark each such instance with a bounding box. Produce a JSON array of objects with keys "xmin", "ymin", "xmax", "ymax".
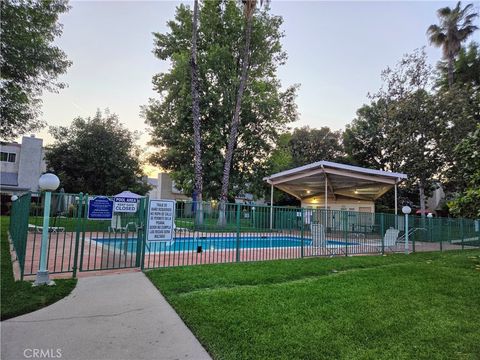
[{"xmin": 91, "ymin": 236, "xmax": 359, "ymax": 253}]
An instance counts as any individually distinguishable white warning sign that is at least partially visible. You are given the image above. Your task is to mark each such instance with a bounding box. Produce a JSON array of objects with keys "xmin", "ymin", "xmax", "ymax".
[
  {"xmin": 147, "ymin": 200, "xmax": 176, "ymax": 241},
  {"xmin": 113, "ymin": 197, "xmax": 138, "ymax": 213}
]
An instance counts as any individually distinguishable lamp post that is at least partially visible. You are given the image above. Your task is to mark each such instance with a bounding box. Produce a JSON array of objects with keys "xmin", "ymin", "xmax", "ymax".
[
  {"xmin": 252, "ymin": 206, "xmax": 256, "ymax": 228},
  {"xmin": 427, "ymin": 212, "xmax": 433, "ymax": 243},
  {"xmin": 402, "ymin": 206, "xmax": 411, "ymax": 255},
  {"xmin": 34, "ymin": 173, "xmax": 60, "ymax": 286}
]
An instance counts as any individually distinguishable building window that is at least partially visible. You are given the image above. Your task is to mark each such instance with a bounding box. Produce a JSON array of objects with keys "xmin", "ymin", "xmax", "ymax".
[{"xmin": 0, "ymin": 152, "xmax": 16, "ymax": 163}]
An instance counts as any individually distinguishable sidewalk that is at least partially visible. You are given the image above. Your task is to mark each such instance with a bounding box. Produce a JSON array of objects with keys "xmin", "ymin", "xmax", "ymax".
[{"xmin": 1, "ymin": 272, "xmax": 211, "ymax": 360}]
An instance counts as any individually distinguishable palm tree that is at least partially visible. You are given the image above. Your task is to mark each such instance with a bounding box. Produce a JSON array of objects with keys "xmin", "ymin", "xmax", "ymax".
[
  {"xmin": 190, "ymin": 0, "xmax": 203, "ymax": 225},
  {"xmin": 217, "ymin": 0, "xmax": 260, "ymax": 226},
  {"xmin": 427, "ymin": 2, "xmax": 478, "ymax": 88}
]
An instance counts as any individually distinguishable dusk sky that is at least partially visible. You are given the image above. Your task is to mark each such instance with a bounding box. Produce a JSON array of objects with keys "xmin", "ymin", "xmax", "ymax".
[{"xmin": 36, "ymin": 0, "xmax": 480, "ymax": 168}]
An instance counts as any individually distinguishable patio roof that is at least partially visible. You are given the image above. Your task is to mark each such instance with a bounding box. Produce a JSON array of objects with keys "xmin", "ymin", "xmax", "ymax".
[{"xmin": 263, "ymin": 161, "xmax": 407, "ymax": 201}]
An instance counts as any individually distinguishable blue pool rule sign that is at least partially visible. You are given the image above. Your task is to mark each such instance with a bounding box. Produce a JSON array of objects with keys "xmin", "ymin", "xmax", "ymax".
[
  {"xmin": 147, "ymin": 200, "xmax": 176, "ymax": 241},
  {"xmin": 88, "ymin": 196, "xmax": 114, "ymax": 220}
]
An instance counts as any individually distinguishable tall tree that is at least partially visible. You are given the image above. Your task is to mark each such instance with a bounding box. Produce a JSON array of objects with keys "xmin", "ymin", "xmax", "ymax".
[
  {"xmin": 343, "ymin": 101, "xmax": 387, "ymax": 170},
  {"xmin": 218, "ymin": 0, "xmax": 261, "ymax": 225},
  {"xmin": 289, "ymin": 126, "xmax": 345, "ymax": 167},
  {"xmin": 143, "ymin": 1, "xmax": 297, "ymax": 201},
  {"xmin": 46, "ymin": 111, "xmax": 151, "ymax": 195},
  {"xmin": 0, "ymin": 0, "xmax": 71, "ymax": 140},
  {"xmin": 190, "ymin": 0, "xmax": 203, "ymax": 224},
  {"xmin": 434, "ymin": 84, "xmax": 480, "ymax": 193},
  {"xmin": 447, "ymin": 124, "xmax": 480, "ymax": 218},
  {"xmin": 427, "ymin": 1, "xmax": 478, "ymax": 88},
  {"xmin": 436, "ymin": 41, "xmax": 480, "ymax": 89},
  {"xmin": 371, "ymin": 49, "xmax": 441, "ymax": 217}
]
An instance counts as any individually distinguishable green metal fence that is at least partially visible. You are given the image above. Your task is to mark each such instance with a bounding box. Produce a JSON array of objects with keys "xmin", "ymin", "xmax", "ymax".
[
  {"xmin": 143, "ymin": 201, "xmax": 480, "ymax": 269},
  {"xmin": 7, "ymin": 193, "xmax": 480, "ymax": 278},
  {"xmin": 8, "ymin": 192, "xmax": 146, "ymax": 278},
  {"xmin": 8, "ymin": 192, "xmax": 31, "ymax": 279}
]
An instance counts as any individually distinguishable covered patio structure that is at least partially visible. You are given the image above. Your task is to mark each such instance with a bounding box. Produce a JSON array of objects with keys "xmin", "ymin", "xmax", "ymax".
[{"xmin": 264, "ymin": 161, "xmax": 407, "ymax": 228}]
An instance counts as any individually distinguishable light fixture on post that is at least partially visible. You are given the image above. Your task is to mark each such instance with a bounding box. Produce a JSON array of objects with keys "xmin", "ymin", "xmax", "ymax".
[
  {"xmin": 34, "ymin": 173, "xmax": 60, "ymax": 286},
  {"xmin": 11, "ymin": 195, "xmax": 18, "ymax": 202},
  {"xmin": 402, "ymin": 205, "xmax": 411, "ymax": 255}
]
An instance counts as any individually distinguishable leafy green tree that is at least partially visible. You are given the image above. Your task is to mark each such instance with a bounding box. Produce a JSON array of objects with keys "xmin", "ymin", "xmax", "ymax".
[
  {"xmin": 448, "ymin": 124, "xmax": 480, "ymax": 218},
  {"xmin": 143, "ymin": 1, "xmax": 298, "ymax": 201},
  {"xmin": 263, "ymin": 132, "xmax": 297, "ymax": 205},
  {"xmin": 346, "ymin": 48, "xmax": 479, "ymax": 216},
  {"xmin": 343, "ymin": 101, "xmax": 386, "ymax": 169},
  {"xmin": 370, "ymin": 49, "xmax": 442, "ymax": 216},
  {"xmin": 218, "ymin": 0, "xmax": 264, "ymax": 225},
  {"xmin": 427, "ymin": 1, "xmax": 478, "ymax": 88},
  {"xmin": 343, "ymin": 100, "xmax": 422, "ymax": 213},
  {"xmin": 0, "ymin": 0, "xmax": 71, "ymax": 140},
  {"xmin": 288, "ymin": 126, "xmax": 345, "ymax": 167},
  {"xmin": 266, "ymin": 133, "xmax": 293, "ymax": 174},
  {"xmin": 436, "ymin": 42, "xmax": 480, "ymax": 88},
  {"xmin": 434, "ymin": 84, "xmax": 480, "ymax": 192},
  {"xmin": 45, "ymin": 111, "xmax": 151, "ymax": 195}
]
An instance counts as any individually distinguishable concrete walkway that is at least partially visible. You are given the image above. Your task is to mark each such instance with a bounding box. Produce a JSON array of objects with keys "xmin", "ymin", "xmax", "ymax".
[{"xmin": 1, "ymin": 272, "xmax": 211, "ymax": 360}]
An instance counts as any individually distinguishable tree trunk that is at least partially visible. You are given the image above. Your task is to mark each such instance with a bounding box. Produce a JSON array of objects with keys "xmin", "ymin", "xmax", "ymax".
[
  {"xmin": 190, "ymin": 0, "xmax": 203, "ymax": 225},
  {"xmin": 447, "ymin": 54, "xmax": 454, "ymax": 89},
  {"xmin": 218, "ymin": 11, "xmax": 254, "ymax": 226}
]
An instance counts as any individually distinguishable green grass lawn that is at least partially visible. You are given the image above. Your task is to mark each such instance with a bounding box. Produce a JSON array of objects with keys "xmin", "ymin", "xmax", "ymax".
[
  {"xmin": 147, "ymin": 251, "xmax": 480, "ymax": 360},
  {"xmin": 1, "ymin": 216, "xmax": 77, "ymax": 320}
]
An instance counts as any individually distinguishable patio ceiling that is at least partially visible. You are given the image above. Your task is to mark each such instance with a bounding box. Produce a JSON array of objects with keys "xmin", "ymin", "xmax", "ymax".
[{"xmin": 263, "ymin": 161, "xmax": 407, "ymax": 201}]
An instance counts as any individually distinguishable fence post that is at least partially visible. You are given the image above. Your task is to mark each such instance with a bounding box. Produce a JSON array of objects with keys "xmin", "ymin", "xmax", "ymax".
[
  {"xmin": 79, "ymin": 194, "xmax": 88, "ymax": 271},
  {"xmin": 429, "ymin": 217, "xmax": 432, "ymax": 243},
  {"xmin": 404, "ymin": 213, "xmax": 409, "ymax": 255},
  {"xmin": 412, "ymin": 222, "xmax": 416, "ymax": 253},
  {"xmin": 135, "ymin": 197, "xmax": 147, "ymax": 268},
  {"xmin": 72, "ymin": 193, "xmax": 84, "ymax": 278},
  {"xmin": 461, "ymin": 218, "xmax": 465, "ymax": 251},
  {"xmin": 17, "ymin": 192, "xmax": 31, "ymax": 281},
  {"xmin": 23, "ymin": 193, "xmax": 31, "ymax": 280},
  {"xmin": 477, "ymin": 220, "xmax": 480, "ymax": 248},
  {"xmin": 300, "ymin": 208, "xmax": 304, "ymax": 258},
  {"xmin": 448, "ymin": 218, "xmax": 451, "ymax": 245},
  {"xmin": 344, "ymin": 211, "xmax": 348, "ymax": 257},
  {"xmin": 380, "ymin": 213, "xmax": 385, "ymax": 255},
  {"xmin": 140, "ymin": 196, "xmax": 149, "ymax": 271},
  {"xmin": 236, "ymin": 203, "xmax": 241, "ymax": 262},
  {"xmin": 408, "ymin": 215, "xmax": 416, "ymax": 253},
  {"xmin": 439, "ymin": 219, "xmax": 443, "ymax": 252},
  {"xmin": 15, "ymin": 196, "xmax": 22, "ymax": 279}
]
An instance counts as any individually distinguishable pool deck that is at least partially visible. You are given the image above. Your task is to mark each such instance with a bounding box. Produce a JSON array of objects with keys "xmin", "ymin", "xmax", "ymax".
[{"xmin": 15, "ymin": 230, "xmax": 476, "ymax": 280}]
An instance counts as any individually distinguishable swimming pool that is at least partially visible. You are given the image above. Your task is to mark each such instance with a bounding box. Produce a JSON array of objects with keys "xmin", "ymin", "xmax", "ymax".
[{"xmin": 91, "ymin": 236, "xmax": 359, "ymax": 253}]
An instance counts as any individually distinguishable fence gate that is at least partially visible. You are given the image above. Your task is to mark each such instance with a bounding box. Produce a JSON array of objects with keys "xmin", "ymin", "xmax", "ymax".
[
  {"xmin": 9, "ymin": 192, "xmax": 148, "ymax": 279},
  {"xmin": 78, "ymin": 195, "xmax": 147, "ymax": 273}
]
